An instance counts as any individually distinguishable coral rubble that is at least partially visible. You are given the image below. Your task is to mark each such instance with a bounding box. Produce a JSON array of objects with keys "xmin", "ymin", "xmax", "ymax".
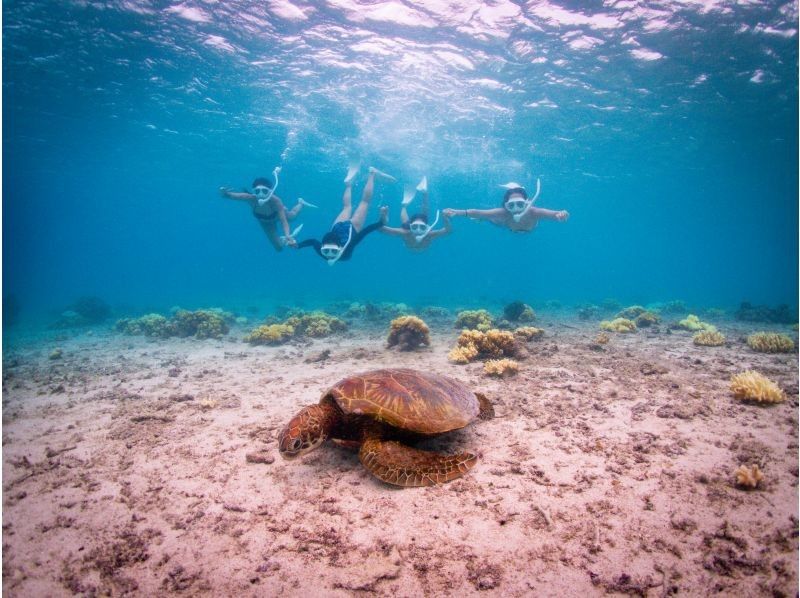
[
  {"xmin": 729, "ymin": 370, "xmax": 785, "ymax": 403},
  {"xmin": 693, "ymin": 330, "xmax": 726, "ymax": 346},
  {"xmin": 386, "ymin": 316, "xmax": 430, "ymax": 351},
  {"xmin": 599, "ymin": 318, "xmax": 637, "ymax": 333},
  {"xmin": 745, "ymin": 332, "xmax": 795, "ymax": 353}
]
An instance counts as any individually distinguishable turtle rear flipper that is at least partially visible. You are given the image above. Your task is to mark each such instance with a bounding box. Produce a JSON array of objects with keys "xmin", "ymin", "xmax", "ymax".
[{"xmin": 359, "ymin": 439, "xmax": 476, "ymax": 487}]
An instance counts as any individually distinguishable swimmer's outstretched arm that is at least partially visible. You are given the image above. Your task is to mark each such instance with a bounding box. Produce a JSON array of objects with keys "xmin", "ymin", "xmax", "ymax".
[
  {"xmin": 428, "ymin": 213, "xmax": 453, "ymax": 238},
  {"xmin": 220, "ymin": 187, "xmax": 255, "ymax": 200},
  {"xmin": 378, "ymin": 205, "xmax": 408, "ymax": 236},
  {"xmin": 529, "ymin": 207, "xmax": 569, "ymax": 222}
]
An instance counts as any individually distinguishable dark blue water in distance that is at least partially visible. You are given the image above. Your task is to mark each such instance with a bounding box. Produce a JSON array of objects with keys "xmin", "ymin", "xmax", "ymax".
[{"xmin": 3, "ymin": 1, "xmax": 798, "ymax": 326}]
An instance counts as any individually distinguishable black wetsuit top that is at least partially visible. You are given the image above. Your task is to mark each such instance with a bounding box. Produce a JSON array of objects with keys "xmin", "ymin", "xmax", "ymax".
[{"xmin": 297, "ymin": 220, "xmax": 383, "ymax": 262}]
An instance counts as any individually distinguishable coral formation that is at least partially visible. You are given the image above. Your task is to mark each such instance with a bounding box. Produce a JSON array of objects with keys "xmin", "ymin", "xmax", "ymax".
[
  {"xmin": 616, "ymin": 305, "xmax": 646, "ymax": 320},
  {"xmin": 661, "ymin": 300, "xmax": 688, "ymax": 314},
  {"xmin": 594, "ymin": 332, "xmax": 610, "ymax": 345},
  {"xmin": 503, "ymin": 301, "xmax": 536, "ymax": 323},
  {"xmin": 634, "ymin": 311, "xmax": 660, "ymax": 328},
  {"xmin": 171, "ymin": 309, "xmax": 230, "ymax": 339},
  {"xmin": 386, "ymin": 316, "xmax": 431, "ymax": 351},
  {"xmin": 734, "ymin": 464, "xmax": 764, "ymax": 489},
  {"xmin": 419, "ymin": 306, "xmax": 450, "ymax": 319},
  {"xmin": 514, "ymin": 326, "xmax": 544, "ymax": 341},
  {"xmin": 676, "ymin": 314, "xmax": 715, "ymax": 332},
  {"xmin": 115, "ymin": 314, "xmax": 171, "ymax": 337},
  {"xmin": 50, "ymin": 296, "xmax": 112, "ymax": 328},
  {"xmin": 693, "ymin": 330, "xmax": 726, "ymax": 346},
  {"xmin": 448, "ymin": 329, "xmax": 517, "ymax": 363},
  {"xmin": 49, "ymin": 348, "xmax": 63, "ymax": 360},
  {"xmin": 454, "ymin": 309, "xmax": 494, "ymax": 331},
  {"xmin": 599, "ymin": 318, "xmax": 637, "ymax": 333},
  {"xmin": 284, "ymin": 311, "xmax": 347, "ymax": 338},
  {"xmin": 244, "ymin": 324, "xmax": 295, "ymax": 345},
  {"xmin": 745, "ymin": 332, "xmax": 795, "ymax": 353},
  {"xmin": 448, "ymin": 344, "xmax": 479, "ymax": 364},
  {"xmin": 484, "ymin": 359, "xmax": 519, "ymax": 377},
  {"xmin": 729, "ymin": 370, "xmax": 786, "ymax": 404},
  {"xmin": 735, "ymin": 302, "xmax": 794, "ymax": 324}
]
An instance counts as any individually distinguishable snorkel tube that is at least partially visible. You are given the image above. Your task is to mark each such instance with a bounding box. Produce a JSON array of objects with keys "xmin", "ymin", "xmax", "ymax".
[
  {"xmin": 326, "ymin": 224, "xmax": 353, "ymax": 266},
  {"xmin": 257, "ymin": 166, "xmax": 282, "ymax": 206},
  {"xmin": 413, "ymin": 210, "xmax": 440, "ymax": 243}
]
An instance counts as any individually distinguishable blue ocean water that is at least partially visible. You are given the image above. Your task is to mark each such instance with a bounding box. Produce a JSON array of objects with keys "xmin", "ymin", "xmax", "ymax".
[{"xmin": 3, "ymin": 1, "xmax": 798, "ymax": 325}]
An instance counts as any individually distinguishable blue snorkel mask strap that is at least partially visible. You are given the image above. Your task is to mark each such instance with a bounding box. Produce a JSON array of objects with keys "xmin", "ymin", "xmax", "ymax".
[
  {"xmin": 413, "ymin": 210, "xmax": 440, "ymax": 243},
  {"xmin": 257, "ymin": 166, "xmax": 282, "ymax": 206},
  {"xmin": 327, "ymin": 224, "xmax": 353, "ymax": 266}
]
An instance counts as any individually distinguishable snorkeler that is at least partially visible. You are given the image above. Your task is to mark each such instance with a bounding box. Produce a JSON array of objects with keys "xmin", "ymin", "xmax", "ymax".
[
  {"xmin": 443, "ymin": 179, "xmax": 568, "ymax": 233},
  {"xmin": 220, "ymin": 168, "xmax": 316, "ymax": 250},
  {"xmin": 296, "ymin": 164, "xmax": 395, "ymax": 265},
  {"xmin": 379, "ymin": 176, "xmax": 452, "ymax": 251}
]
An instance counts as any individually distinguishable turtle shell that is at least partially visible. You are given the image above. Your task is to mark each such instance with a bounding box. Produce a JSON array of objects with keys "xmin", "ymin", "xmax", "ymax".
[{"xmin": 325, "ymin": 368, "xmax": 479, "ymax": 434}]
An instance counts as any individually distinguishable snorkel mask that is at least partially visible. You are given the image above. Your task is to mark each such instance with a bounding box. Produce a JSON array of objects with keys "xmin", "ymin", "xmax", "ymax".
[
  {"xmin": 321, "ymin": 224, "xmax": 353, "ymax": 266},
  {"xmin": 408, "ymin": 210, "xmax": 440, "ymax": 243},
  {"xmin": 255, "ymin": 166, "xmax": 282, "ymax": 206},
  {"xmin": 500, "ymin": 178, "xmax": 541, "ymax": 222}
]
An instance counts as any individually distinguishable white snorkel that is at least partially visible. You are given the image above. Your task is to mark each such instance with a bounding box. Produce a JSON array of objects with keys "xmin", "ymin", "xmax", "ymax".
[
  {"xmin": 324, "ymin": 224, "xmax": 353, "ymax": 266},
  {"xmin": 411, "ymin": 210, "xmax": 440, "ymax": 243},
  {"xmin": 257, "ymin": 166, "xmax": 281, "ymax": 206},
  {"xmin": 280, "ymin": 224, "xmax": 304, "ymax": 247},
  {"xmin": 500, "ymin": 178, "xmax": 541, "ymax": 222}
]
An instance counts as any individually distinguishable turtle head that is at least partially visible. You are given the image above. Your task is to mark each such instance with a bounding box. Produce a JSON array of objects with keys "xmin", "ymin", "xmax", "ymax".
[{"xmin": 278, "ymin": 401, "xmax": 337, "ymax": 459}]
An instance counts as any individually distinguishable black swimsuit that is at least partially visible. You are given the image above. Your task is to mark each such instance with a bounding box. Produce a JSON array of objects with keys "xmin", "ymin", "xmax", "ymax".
[
  {"xmin": 253, "ymin": 208, "xmax": 278, "ymax": 223},
  {"xmin": 297, "ymin": 220, "xmax": 383, "ymax": 262}
]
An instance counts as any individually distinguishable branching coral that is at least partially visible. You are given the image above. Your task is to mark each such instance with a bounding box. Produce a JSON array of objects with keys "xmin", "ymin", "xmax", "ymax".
[
  {"xmin": 634, "ymin": 311, "xmax": 660, "ymax": 328},
  {"xmin": 448, "ymin": 329, "xmax": 517, "ymax": 363},
  {"xmin": 599, "ymin": 318, "xmax": 637, "ymax": 333},
  {"xmin": 745, "ymin": 332, "xmax": 795, "ymax": 353},
  {"xmin": 503, "ymin": 301, "xmax": 536, "ymax": 322},
  {"xmin": 616, "ymin": 305, "xmax": 646, "ymax": 320},
  {"xmin": 448, "ymin": 344, "xmax": 479, "ymax": 364},
  {"xmin": 386, "ymin": 316, "xmax": 430, "ymax": 351},
  {"xmin": 734, "ymin": 464, "xmax": 764, "ymax": 489},
  {"xmin": 454, "ymin": 309, "xmax": 494, "ymax": 331},
  {"xmin": 514, "ymin": 326, "xmax": 544, "ymax": 341},
  {"xmin": 676, "ymin": 314, "xmax": 716, "ymax": 332},
  {"xmin": 693, "ymin": 330, "xmax": 726, "ymax": 346},
  {"xmin": 484, "ymin": 359, "xmax": 519, "ymax": 377},
  {"xmin": 729, "ymin": 370, "xmax": 785, "ymax": 403},
  {"xmin": 244, "ymin": 324, "xmax": 295, "ymax": 345},
  {"xmin": 284, "ymin": 311, "xmax": 347, "ymax": 338}
]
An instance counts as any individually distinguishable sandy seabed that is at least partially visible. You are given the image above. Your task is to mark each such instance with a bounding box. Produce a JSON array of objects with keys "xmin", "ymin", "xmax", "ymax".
[{"xmin": 2, "ymin": 317, "xmax": 798, "ymax": 597}]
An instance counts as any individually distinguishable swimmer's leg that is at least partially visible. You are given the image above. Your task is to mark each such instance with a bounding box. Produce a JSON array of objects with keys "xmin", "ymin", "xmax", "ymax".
[
  {"xmin": 418, "ymin": 176, "xmax": 429, "ymax": 216},
  {"xmin": 259, "ymin": 221, "xmax": 284, "ymax": 252},
  {"xmin": 350, "ymin": 168, "xmax": 377, "ymax": 231},
  {"xmin": 334, "ymin": 177, "xmax": 354, "ymax": 225}
]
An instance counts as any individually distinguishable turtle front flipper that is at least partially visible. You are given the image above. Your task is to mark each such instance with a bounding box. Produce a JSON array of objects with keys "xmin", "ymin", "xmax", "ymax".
[{"xmin": 359, "ymin": 438, "xmax": 477, "ymax": 487}]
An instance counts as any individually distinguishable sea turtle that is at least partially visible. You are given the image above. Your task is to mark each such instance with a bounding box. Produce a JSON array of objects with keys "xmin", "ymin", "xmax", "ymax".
[{"xmin": 278, "ymin": 368, "xmax": 494, "ymax": 487}]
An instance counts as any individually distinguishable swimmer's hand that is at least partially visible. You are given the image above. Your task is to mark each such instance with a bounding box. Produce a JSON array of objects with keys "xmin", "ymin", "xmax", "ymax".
[
  {"xmin": 443, "ymin": 208, "xmax": 461, "ymax": 218},
  {"xmin": 219, "ymin": 186, "xmax": 229, "ymax": 197},
  {"xmin": 556, "ymin": 210, "xmax": 569, "ymax": 222},
  {"xmin": 285, "ymin": 237, "xmax": 297, "ymax": 248}
]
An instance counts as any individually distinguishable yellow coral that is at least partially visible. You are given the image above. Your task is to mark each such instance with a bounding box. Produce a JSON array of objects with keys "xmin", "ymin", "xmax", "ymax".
[
  {"xmin": 484, "ymin": 359, "xmax": 519, "ymax": 377},
  {"xmin": 677, "ymin": 314, "xmax": 716, "ymax": 332},
  {"xmin": 735, "ymin": 464, "xmax": 764, "ymax": 489},
  {"xmin": 594, "ymin": 332, "xmax": 610, "ymax": 345},
  {"xmin": 284, "ymin": 311, "xmax": 347, "ymax": 338},
  {"xmin": 244, "ymin": 324, "xmax": 295, "ymax": 345},
  {"xmin": 730, "ymin": 370, "xmax": 785, "ymax": 403},
  {"xmin": 599, "ymin": 318, "xmax": 637, "ymax": 333},
  {"xmin": 449, "ymin": 329, "xmax": 517, "ymax": 363},
  {"xmin": 454, "ymin": 309, "xmax": 493, "ymax": 331},
  {"xmin": 693, "ymin": 330, "xmax": 726, "ymax": 346},
  {"xmin": 387, "ymin": 316, "xmax": 430, "ymax": 351},
  {"xmin": 746, "ymin": 332, "xmax": 795, "ymax": 353},
  {"xmin": 448, "ymin": 344, "xmax": 478, "ymax": 364},
  {"xmin": 514, "ymin": 326, "xmax": 544, "ymax": 341}
]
